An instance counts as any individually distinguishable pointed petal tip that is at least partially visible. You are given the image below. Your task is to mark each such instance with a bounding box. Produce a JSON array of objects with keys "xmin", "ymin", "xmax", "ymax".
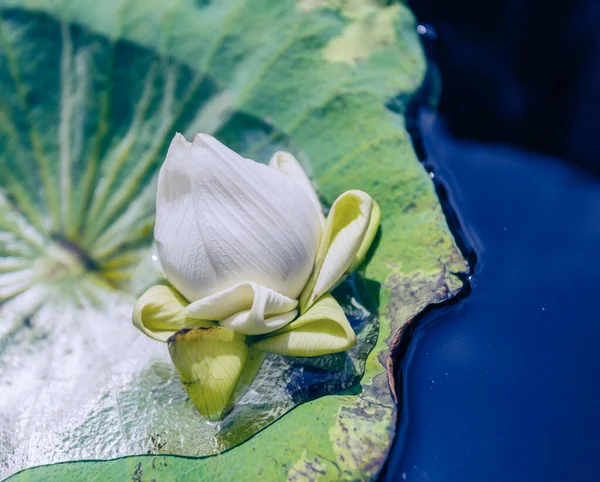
[
  {"xmin": 190, "ymin": 133, "xmax": 236, "ymax": 163},
  {"xmin": 172, "ymin": 132, "xmax": 191, "ymax": 146},
  {"xmin": 192, "ymin": 132, "xmax": 216, "ymax": 146},
  {"xmin": 342, "ymin": 189, "xmax": 374, "ymax": 206},
  {"xmin": 164, "ymin": 133, "xmax": 192, "ymax": 163},
  {"xmin": 269, "ymin": 151, "xmax": 291, "ymax": 168}
]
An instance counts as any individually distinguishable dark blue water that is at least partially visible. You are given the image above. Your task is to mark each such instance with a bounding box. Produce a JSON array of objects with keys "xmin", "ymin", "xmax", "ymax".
[{"xmin": 383, "ymin": 113, "xmax": 600, "ymax": 482}]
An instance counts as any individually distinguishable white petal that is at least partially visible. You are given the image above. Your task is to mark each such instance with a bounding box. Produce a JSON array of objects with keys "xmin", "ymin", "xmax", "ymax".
[
  {"xmin": 300, "ymin": 190, "xmax": 373, "ymax": 312},
  {"xmin": 155, "ymin": 134, "xmax": 322, "ymax": 302},
  {"xmin": 252, "ymin": 294, "xmax": 356, "ymax": 357},
  {"xmin": 184, "ymin": 281, "xmax": 298, "ymax": 335},
  {"xmin": 154, "ymin": 134, "xmax": 202, "ymax": 302},
  {"xmin": 221, "ymin": 308, "xmax": 298, "ymax": 335},
  {"xmin": 269, "ymin": 151, "xmax": 324, "ymax": 228}
]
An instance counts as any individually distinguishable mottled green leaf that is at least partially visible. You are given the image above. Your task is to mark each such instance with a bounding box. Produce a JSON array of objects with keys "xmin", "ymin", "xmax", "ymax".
[{"xmin": 0, "ymin": 0, "xmax": 467, "ymax": 480}]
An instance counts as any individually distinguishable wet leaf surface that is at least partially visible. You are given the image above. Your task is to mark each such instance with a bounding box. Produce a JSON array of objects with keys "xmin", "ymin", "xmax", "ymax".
[{"xmin": 0, "ymin": 1, "xmax": 467, "ymax": 480}]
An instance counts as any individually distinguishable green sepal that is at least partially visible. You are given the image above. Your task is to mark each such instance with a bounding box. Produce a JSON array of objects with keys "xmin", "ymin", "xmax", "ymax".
[{"xmin": 168, "ymin": 327, "xmax": 248, "ymax": 421}]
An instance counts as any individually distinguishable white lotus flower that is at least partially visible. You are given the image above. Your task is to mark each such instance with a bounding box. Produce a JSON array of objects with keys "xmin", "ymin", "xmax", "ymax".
[
  {"xmin": 154, "ymin": 133, "xmax": 323, "ymax": 335},
  {"xmin": 133, "ymin": 133, "xmax": 380, "ymax": 420}
]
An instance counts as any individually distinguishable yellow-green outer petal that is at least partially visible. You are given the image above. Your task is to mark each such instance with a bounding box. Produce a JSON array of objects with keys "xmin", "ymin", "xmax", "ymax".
[
  {"xmin": 300, "ymin": 190, "xmax": 373, "ymax": 312},
  {"xmin": 132, "ymin": 284, "xmax": 214, "ymax": 342},
  {"xmin": 349, "ymin": 199, "xmax": 381, "ymax": 272},
  {"xmin": 252, "ymin": 294, "xmax": 356, "ymax": 357},
  {"xmin": 168, "ymin": 327, "xmax": 248, "ymax": 421}
]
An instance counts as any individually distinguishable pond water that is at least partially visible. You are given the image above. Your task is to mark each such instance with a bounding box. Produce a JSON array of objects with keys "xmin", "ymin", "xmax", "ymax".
[{"xmin": 383, "ymin": 112, "xmax": 600, "ymax": 481}]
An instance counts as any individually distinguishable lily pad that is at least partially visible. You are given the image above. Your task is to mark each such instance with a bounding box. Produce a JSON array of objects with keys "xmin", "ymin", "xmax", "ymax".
[{"xmin": 0, "ymin": 0, "xmax": 467, "ymax": 480}]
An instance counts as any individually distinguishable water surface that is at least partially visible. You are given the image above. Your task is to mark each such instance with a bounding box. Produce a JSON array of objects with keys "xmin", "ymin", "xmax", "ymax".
[{"xmin": 384, "ymin": 113, "xmax": 600, "ymax": 482}]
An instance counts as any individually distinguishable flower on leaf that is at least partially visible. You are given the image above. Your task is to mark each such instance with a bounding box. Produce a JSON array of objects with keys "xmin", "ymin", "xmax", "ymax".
[{"xmin": 133, "ymin": 133, "xmax": 380, "ymax": 420}]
